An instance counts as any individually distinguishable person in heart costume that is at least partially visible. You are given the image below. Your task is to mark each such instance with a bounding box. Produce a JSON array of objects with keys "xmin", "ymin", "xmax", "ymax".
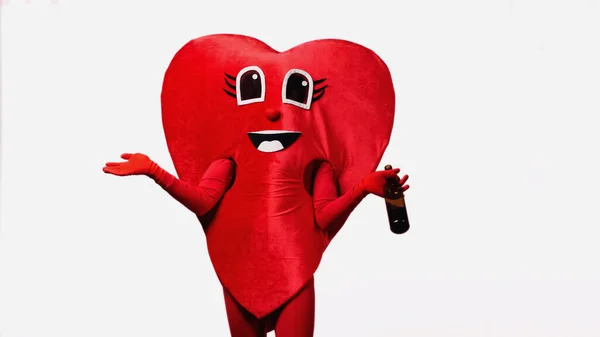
[{"xmin": 103, "ymin": 34, "xmax": 409, "ymax": 336}]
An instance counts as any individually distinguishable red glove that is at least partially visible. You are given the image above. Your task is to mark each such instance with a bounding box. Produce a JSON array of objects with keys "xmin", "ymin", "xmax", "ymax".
[
  {"xmin": 313, "ymin": 163, "xmax": 409, "ymax": 234},
  {"xmin": 103, "ymin": 153, "xmax": 235, "ymax": 216},
  {"xmin": 103, "ymin": 153, "xmax": 154, "ymax": 176},
  {"xmin": 358, "ymin": 168, "xmax": 410, "ymax": 197}
]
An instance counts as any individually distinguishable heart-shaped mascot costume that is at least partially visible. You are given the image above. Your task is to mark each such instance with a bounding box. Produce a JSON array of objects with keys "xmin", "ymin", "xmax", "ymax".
[{"xmin": 103, "ymin": 34, "xmax": 409, "ymax": 337}]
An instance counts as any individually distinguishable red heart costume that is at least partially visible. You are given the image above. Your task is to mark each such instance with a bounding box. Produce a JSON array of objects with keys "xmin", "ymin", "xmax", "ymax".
[{"xmin": 105, "ymin": 34, "xmax": 403, "ymax": 336}]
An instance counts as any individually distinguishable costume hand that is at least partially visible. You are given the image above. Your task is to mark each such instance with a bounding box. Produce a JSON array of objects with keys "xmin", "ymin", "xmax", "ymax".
[
  {"xmin": 360, "ymin": 168, "xmax": 409, "ymax": 198},
  {"xmin": 102, "ymin": 153, "xmax": 154, "ymax": 176}
]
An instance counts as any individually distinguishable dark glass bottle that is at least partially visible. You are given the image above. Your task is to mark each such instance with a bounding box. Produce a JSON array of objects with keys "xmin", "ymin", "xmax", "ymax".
[{"xmin": 384, "ymin": 164, "xmax": 410, "ymax": 234}]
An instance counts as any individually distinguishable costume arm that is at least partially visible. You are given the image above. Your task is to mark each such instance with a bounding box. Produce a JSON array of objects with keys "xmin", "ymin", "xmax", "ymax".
[
  {"xmin": 313, "ymin": 161, "xmax": 408, "ymax": 235},
  {"xmin": 312, "ymin": 161, "xmax": 368, "ymax": 233},
  {"xmin": 149, "ymin": 158, "xmax": 235, "ymax": 216},
  {"xmin": 103, "ymin": 153, "xmax": 235, "ymax": 216}
]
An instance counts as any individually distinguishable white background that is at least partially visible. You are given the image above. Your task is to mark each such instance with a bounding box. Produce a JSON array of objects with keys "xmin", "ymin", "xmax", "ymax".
[{"xmin": 1, "ymin": 0, "xmax": 599, "ymax": 336}]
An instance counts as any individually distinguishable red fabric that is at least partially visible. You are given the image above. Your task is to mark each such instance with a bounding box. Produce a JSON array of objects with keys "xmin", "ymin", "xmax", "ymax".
[
  {"xmin": 313, "ymin": 163, "xmax": 407, "ymax": 241},
  {"xmin": 103, "ymin": 154, "xmax": 408, "ymax": 334},
  {"xmin": 223, "ymin": 277, "xmax": 315, "ymax": 336},
  {"xmin": 149, "ymin": 158, "xmax": 235, "ymax": 216},
  {"xmin": 103, "ymin": 153, "xmax": 235, "ymax": 216},
  {"xmin": 159, "ymin": 34, "xmax": 397, "ymax": 318}
]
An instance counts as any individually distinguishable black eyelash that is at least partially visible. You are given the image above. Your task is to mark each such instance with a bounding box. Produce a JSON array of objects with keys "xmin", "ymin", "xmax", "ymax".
[
  {"xmin": 223, "ymin": 88, "xmax": 236, "ymax": 98},
  {"xmin": 313, "ymin": 85, "xmax": 328, "ymax": 95},
  {"xmin": 312, "ymin": 78, "xmax": 327, "ymax": 103},
  {"xmin": 223, "ymin": 73, "xmax": 236, "ymax": 98},
  {"xmin": 314, "ymin": 78, "xmax": 326, "ymax": 85},
  {"xmin": 224, "ymin": 77, "xmax": 236, "ymax": 90}
]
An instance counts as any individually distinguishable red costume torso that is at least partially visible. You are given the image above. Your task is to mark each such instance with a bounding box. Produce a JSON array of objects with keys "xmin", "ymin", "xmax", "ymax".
[{"xmin": 206, "ymin": 161, "xmax": 326, "ymax": 318}]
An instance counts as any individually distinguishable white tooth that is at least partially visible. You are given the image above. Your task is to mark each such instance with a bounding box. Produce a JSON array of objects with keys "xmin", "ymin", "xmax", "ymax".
[{"xmin": 257, "ymin": 140, "xmax": 284, "ymax": 153}]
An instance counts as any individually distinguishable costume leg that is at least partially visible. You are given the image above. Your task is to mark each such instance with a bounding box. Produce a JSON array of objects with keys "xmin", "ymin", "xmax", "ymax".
[
  {"xmin": 274, "ymin": 277, "xmax": 315, "ymax": 337},
  {"xmin": 223, "ymin": 288, "xmax": 266, "ymax": 337}
]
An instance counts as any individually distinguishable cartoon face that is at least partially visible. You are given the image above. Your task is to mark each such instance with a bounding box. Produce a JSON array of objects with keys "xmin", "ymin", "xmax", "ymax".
[
  {"xmin": 161, "ymin": 34, "xmax": 395, "ymax": 192},
  {"xmin": 221, "ymin": 66, "xmax": 328, "ymax": 153}
]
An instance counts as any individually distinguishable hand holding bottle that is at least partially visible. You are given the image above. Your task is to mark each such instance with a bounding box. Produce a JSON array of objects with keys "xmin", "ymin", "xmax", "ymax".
[
  {"xmin": 383, "ymin": 164, "xmax": 410, "ymax": 234},
  {"xmin": 359, "ymin": 167, "xmax": 409, "ymax": 197}
]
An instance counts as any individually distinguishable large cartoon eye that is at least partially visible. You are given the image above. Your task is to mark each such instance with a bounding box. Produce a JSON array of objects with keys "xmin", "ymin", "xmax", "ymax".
[
  {"xmin": 235, "ymin": 66, "xmax": 265, "ymax": 105},
  {"xmin": 282, "ymin": 69, "xmax": 314, "ymax": 110}
]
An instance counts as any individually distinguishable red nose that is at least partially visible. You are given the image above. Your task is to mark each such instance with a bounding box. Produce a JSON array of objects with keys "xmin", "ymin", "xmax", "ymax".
[{"xmin": 265, "ymin": 109, "xmax": 281, "ymax": 122}]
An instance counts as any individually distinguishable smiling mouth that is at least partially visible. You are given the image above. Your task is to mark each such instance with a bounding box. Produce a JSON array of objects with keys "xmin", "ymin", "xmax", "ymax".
[{"xmin": 247, "ymin": 130, "xmax": 301, "ymax": 153}]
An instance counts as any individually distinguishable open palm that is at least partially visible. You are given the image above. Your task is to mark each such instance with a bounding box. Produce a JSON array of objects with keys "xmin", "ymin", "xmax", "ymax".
[{"xmin": 102, "ymin": 153, "xmax": 152, "ymax": 176}]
